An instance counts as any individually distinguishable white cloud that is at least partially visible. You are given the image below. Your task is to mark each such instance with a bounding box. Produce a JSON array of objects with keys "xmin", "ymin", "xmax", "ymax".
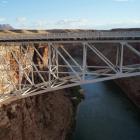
[
  {"xmin": 16, "ymin": 17, "xmax": 27, "ymax": 23},
  {"xmin": 34, "ymin": 20, "xmax": 47, "ymax": 29},
  {"xmin": 0, "ymin": 17, "xmax": 5, "ymax": 22},
  {"xmin": 53, "ymin": 18, "xmax": 140, "ymax": 29},
  {"xmin": 56, "ymin": 19, "xmax": 88, "ymax": 25},
  {"xmin": 48, "ymin": 18, "xmax": 140, "ymax": 29},
  {"xmin": 53, "ymin": 19, "xmax": 91, "ymax": 29},
  {"xmin": 16, "ymin": 17, "xmax": 30, "ymax": 28},
  {"xmin": 14, "ymin": 18, "xmax": 140, "ymax": 29},
  {"xmin": 0, "ymin": 17, "xmax": 6, "ymax": 23},
  {"xmin": 92, "ymin": 19, "xmax": 140, "ymax": 29},
  {"xmin": 27, "ymin": 19, "xmax": 91, "ymax": 29}
]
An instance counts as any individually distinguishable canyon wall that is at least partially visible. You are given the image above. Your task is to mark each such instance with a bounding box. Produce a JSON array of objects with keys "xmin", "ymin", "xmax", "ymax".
[
  {"xmin": 87, "ymin": 43, "xmax": 140, "ymax": 108},
  {"xmin": 0, "ymin": 91, "xmax": 73, "ymax": 140},
  {"xmin": 64, "ymin": 41, "xmax": 140, "ymax": 108},
  {"xmin": 0, "ymin": 44, "xmax": 77, "ymax": 140}
]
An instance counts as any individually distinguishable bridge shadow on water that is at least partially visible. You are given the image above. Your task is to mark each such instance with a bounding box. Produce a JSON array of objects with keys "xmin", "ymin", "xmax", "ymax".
[{"xmin": 72, "ymin": 76, "xmax": 140, "ymax": 140}]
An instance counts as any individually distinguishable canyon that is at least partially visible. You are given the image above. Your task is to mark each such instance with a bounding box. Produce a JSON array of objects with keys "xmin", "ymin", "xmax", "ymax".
[
  {"xmin": 0, "ymin": 30, "xmax": 81, "ymax": 140},
  {"xmin": 0, "ymin": 26, "xmax": 139, "ymax": 140}
]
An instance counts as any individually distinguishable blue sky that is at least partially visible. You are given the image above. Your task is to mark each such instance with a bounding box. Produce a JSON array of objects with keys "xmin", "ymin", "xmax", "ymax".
[{"xmin": 0, "ymin": 0, "xmax": 140, "ymax": 29}]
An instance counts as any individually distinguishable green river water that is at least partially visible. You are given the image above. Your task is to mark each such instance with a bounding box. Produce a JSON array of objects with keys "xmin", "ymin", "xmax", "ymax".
[{"xmin": 73, "ymin": 76, "xmax": 140, "ymax": 140}]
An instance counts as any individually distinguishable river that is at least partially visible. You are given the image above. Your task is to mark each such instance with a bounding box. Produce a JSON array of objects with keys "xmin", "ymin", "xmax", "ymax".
[{"xmin": 72, "ymin": 75, "xmax": 140, "ymax": 140}]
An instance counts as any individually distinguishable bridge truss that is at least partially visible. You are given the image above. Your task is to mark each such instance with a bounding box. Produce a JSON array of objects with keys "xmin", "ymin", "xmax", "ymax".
[{"xmin": 0, "ymin": 31, "xmax": 140, "ymax": 104}]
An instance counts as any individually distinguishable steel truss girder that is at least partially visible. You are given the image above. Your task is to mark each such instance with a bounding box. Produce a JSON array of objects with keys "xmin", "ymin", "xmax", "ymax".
[{"xmin": 0, "ymin": 41, "xmax": 140, "ymax": 104}]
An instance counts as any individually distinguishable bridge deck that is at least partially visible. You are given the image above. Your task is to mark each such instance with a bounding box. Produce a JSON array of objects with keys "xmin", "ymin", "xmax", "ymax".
[
  {"xmin": 0, "ymin": 30, "xmax": 140, "ymax": 43},
  {"xmin": 0, "ymin": 30, "xmax": 140, "ymax": 104}
]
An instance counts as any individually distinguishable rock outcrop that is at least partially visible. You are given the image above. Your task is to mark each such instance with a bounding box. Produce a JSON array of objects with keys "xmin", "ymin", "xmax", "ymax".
[
  {"xmin": 0, "ymin": 91, "xmax": 73, "ymax": 140},
  {"xmin": 0, "ymin": 41, "xmax": 76, "ymax": 140},
  {"xmin": 0, "ymin": 24, "xmax": 13, "ymax": 30}
]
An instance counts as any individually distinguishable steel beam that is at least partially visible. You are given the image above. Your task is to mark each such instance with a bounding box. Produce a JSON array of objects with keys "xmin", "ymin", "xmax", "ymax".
[{"xmin": 0, "ymin": 39, "xmax": 139, "ymax": 104}]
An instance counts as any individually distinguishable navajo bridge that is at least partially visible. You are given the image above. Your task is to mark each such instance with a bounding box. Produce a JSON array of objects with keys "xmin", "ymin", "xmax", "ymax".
[{"xmin": 0, "ymin": 30, "xmax": 140, "ymax": 104}]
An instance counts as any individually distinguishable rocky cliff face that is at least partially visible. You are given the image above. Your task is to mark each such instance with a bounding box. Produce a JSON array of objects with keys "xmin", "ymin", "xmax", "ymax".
[
  {"xmin": 0, "ymin": 91, "xmax": 73, "ymax": 140},
  {"xmin": 0, "ymin": 42, "xmax": 76, "ymax": 140},
  {"xmin": 116, "ymin": 77, "xmax": 140, "ymax": 107}
]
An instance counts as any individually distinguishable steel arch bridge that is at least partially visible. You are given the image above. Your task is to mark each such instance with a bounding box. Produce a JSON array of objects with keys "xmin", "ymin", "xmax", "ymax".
[{"xmin": 0, "ymin": 30, "xmax": 140, "ymax": 104}]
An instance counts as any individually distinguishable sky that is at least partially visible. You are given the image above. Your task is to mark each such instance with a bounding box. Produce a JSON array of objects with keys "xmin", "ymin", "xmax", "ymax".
[{"xmin": 0, "ymin": 0, "xmax": 140, "ymax": 29}]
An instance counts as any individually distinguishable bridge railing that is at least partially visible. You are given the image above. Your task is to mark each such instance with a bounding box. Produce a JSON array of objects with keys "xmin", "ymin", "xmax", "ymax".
[{"xmin": 0, "ymin": 31, "xmax": 140, "ymax": 41}]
